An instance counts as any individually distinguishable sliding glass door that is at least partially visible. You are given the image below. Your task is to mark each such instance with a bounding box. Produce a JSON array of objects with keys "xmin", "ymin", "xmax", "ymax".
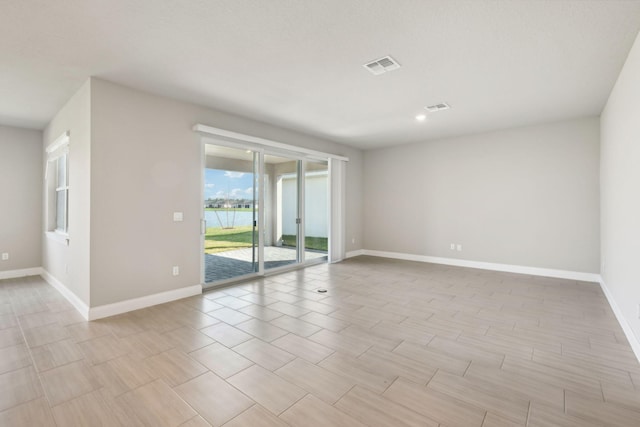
[
  {"xmin": 202, "ymin": 141, "xmax": 332, "ymax": 285},
  {"xmin": 264, "ymin": 155, "xmax": 300, "ymax": 271},
  {"xmin": 203, "ymin": 144, "xmax": 258, "ymax": 283}
]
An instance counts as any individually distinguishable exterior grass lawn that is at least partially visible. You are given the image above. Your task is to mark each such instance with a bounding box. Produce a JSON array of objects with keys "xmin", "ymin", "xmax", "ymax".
[
  {"xmin": 282, "ymin": 235, "xmax": 328, "ymax": 252},
  {"xmin": 205, "ymin": 227, "xmax": 328, "ymax": 254},
  {"xmin": 205, "ymin": 226, "xmax": 254, "ymax": 254}
]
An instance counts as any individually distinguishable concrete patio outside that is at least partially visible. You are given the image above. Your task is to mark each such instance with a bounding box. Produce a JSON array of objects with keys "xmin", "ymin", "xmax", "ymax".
[{"xmin": 205, "ymin": 247, "xmax": 327, "ymax": 282}]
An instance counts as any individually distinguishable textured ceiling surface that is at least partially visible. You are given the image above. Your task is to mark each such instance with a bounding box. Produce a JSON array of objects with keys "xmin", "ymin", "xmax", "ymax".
[{"xmin": 2, "ymin": 0, "xmax": 640, "ymax": 149}]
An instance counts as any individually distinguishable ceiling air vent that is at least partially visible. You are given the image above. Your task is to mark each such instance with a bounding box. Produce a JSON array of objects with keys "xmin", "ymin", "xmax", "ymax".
[
  {"xmin": 425, "ymin": 103, "xmax": 450, "ymax": 113},
  {"xmin": 363, "ymin": 56, "xmax": 401, "ymax": 75}
]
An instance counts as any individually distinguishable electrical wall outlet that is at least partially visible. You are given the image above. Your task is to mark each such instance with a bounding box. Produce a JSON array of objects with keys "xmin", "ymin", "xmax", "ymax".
[
  {"xmin": 173, "ymin": 212, "xmax": 183, "ymax": 222},
  {"xmin": 172, "ymin": 266, "xmax": 180, "ymax": 276},
  {"xmin": 456, "ymin": 244, "xmax": 462, "ymax": 252},
  {"xmin": 1, "ymin": 253, "xmax": 8, "ymax": 261}
]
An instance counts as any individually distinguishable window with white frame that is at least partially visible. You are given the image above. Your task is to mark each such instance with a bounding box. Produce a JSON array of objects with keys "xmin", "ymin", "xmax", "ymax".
[
  {"xmin": 54, "ymin": 153, "xmax": 68, "ymax": 232},
  {"xmin": 46, "ymin": 132, "xmax": 70, "ymax": 235}
]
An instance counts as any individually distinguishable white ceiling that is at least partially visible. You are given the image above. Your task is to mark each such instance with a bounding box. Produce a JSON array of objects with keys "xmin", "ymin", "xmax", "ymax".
[{"xmin": 2, "ymin": 0, "xmax": 640, "ymax": 149}]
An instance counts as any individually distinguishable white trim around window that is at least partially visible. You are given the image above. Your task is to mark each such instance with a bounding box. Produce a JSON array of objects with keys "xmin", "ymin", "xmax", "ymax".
[{"xmin": 46, "ymin": 131, "xmax": 70, "ymax": 236}]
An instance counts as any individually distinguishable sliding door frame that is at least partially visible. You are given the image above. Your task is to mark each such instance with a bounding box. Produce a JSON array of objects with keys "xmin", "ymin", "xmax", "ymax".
[
  {"xmin": 200, "ymin": 142, "xmax": 262, "ymax": 286},
  {"xmin": 198, "ymin": 125, "xmax": 348, "ymax": 288}
]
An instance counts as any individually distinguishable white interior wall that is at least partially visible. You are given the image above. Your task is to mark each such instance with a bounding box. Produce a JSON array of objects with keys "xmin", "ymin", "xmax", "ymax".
[
  {"xmin": 42, "ymin": 80, "xmax": 91, "ymax": 305},
  {"xmin": 600, "ymin": 30, "xmax": 640, "ymax": 350},
  {"xmin": 89, "ymin": 78, "xmax": 363, "ymax": 307},
  {"xmin": 0, "ymin": 125, "xmax": 42, "ymax": 275},
  {"xmin": 363, "ymin": 117, "xmax": 600, "ymax": 274}
]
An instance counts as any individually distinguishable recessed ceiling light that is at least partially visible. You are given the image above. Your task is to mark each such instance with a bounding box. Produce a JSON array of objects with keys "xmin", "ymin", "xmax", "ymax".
[{"xmin": 415, "ymin": 113, "xmax": 427, "ymax": 121}]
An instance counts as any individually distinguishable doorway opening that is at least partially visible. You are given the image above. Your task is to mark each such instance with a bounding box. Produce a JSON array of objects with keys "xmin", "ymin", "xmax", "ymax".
[
  {"xmin": 202, "ymin": 144, "xmax": 329, "ymax": 285},
  {"xmin": 203, "ymin": 146, "xmax": 258, "ymax": 283}
]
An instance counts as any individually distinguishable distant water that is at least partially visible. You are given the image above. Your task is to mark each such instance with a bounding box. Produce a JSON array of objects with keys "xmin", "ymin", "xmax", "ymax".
[{"xmin": 204, "ymin": 210, "xmax": 254, "ymax": 228}]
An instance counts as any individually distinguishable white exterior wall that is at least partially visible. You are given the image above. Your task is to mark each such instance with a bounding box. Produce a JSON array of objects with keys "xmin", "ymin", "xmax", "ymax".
[{"xmin": 281, "ymin": 172, "xmax": 328, "ymax": 238}]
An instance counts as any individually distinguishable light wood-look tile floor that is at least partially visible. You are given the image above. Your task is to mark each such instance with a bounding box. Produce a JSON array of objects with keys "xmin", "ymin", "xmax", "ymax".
[{"xmin": 1, "ymin": 256, "xmax": 640, "ymax": 426}]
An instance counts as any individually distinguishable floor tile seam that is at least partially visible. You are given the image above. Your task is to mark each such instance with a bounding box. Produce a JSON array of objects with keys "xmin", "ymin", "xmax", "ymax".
[
  {"xmin": 31, "ymin": 346, "xmax": 91, "ymax": 375},
  {"xmin": 467, "ymin": 365, "xmax": 568, "ymax": 410},
  {"xmin": 428, "ymin": 367, "xmax": 537, "ymax": 419},
  {"xmin": 116, "ymin": 377, "xmax": 201, "ymax": 425},
  {"xmin": 523, "ymin": 400, "xmax": 532, "ymax": 427},
  {"xmin": 391, "ymin": 342, "xmax": 470, "ymax": 372},
  {"xmin": 382, "ymin": 375, "xmax": 454, "ymax": 426},
  {"xmin": 594, "ymin": 379, "xmax": 640, "ymax": 414},
  {"xmin": 330, "ymin": 382, "xmax": 389, "ymax": 424},
  {"xmin": 96, "ymin": 358, "xmax": 160, "ymax": 399},
  {"xmin": 311, "ymin": 318, "xmax": 351, "ymax": 333},
  {"xmin": 49, "ymin": 384, "xmax": 113, "ymax": 411},
  {"xmin": 505, "ymin": 364, "xmax": 610, "ymax": 399},
  {"xmin": 530, "ymin": 353, "xmax": 636, "ymax": 385},
  {"xmin": 275, "ymin": 362, "xmax": 356, "ymax": 406},
  {"xmin": 567, "ymin": 390, "xmax": 640, "ymax": 425},
  {"xmin": 273, "ymin": 391, "xmax": 310, "ymax": 417},
  {"xmin": 479, "ymin": 411, "xmax": 488, "ymax": 427},
  {"xmin": 8, "ymin": 302, "xmax": 58, "ymax": 415},
  {"xmin": 232, "ymin": 338, "xmax": 299, "ymax": 368},
  {"xmin": 217, "ymin": 403, "xmax": 261, "ymax": 427},
  {"xmin": 0, "ymin": 395, "xmax": 48, "ymax": 418},
  {"xmin": 308, "ymin": 334, "xmax": 372, "ymax": 358}
]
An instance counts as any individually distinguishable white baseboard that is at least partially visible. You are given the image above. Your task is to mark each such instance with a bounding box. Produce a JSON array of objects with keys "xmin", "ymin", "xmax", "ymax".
[
  {"xmin": 37, "ymin": 251, "xmax": 639, "ymax": 363},
  {"xmin": 599, "ymin": 278, "xmax": 640, "ymax": 364},
  {"xmin": 358, "ymin": 249, "xmax": 639, "ymax": 363},
  {"xmin": 88, "ymin": 284, "xmax": 202, "ymax": 320},
  {"xmin": 41, "ymin": 269, "xmax": 202, "ymax": 321},
  {"xmin": 41, "ymin": 269, "xmax": 90, "ymax": 320},
  {"xmin": 0, "ymin": 267, "xmax": 43, "ymax": 280},
  {"xmin": 359, "ymin": 250, "xmax": 601, "ymax": 282},
  {"xmin": 346, "ymin": 249, "xmax": 365, "ymax": 258}
]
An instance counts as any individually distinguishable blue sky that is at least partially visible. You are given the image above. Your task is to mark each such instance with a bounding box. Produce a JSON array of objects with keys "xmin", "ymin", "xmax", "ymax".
[{"xmin": 205, "ymin": 169, "xmax": 254, "ymax": 200}]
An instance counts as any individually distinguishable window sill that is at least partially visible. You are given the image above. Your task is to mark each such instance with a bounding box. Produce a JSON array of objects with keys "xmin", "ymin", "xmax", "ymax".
[{"xmin": 46, "ymin": 231, "xmax": 69, "ymax": 246}]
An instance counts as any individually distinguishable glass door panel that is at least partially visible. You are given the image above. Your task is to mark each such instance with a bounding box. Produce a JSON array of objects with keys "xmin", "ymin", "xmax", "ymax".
[
  {"xmin": 201, "ymin": 139, "xmax": 332, "ymax": 286},
  {"xmin": 203, "ymin": 144, "xmax": 258, "ymax": 283},
  {"xmin": 264, "ymin": 155, "xmax": 300, "ymax": 270},
  {"xmin": 304, "ymin": 160, "xmax": 329, "ymax": 263}
]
